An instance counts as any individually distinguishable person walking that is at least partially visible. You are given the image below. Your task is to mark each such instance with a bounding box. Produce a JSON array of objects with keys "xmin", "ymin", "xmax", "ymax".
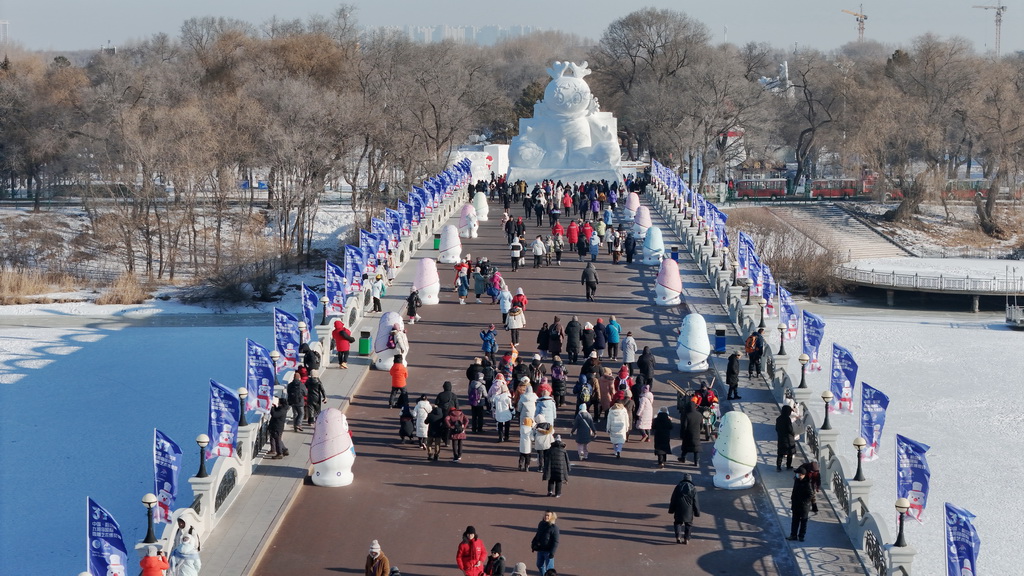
[
  {"xmin": 593, "ymin": 319, "xmax": 608, "ymax": 359},
  {"xmin": 745, "ymin": 329, "xmax": 765, "ymax": 378},
  {"xmin": 388, "ymin": 355, "xmax": 407, "ymax": 409},
  {"xmin": 624, "ymin": 232, "xmax": 637, "ymax": 264},
  {"xmin": 788, "ymin": 466, "xmax": 817, "ymax": 542},
  {"xmin": 509, "ymin": 236, "xmax": 523, "ymax": 272},
  {"xmin": 635, "ymin": 385, "xmax": 654, "ymax": 442},
  {"xmin": 678, "ymin": 400, "xmax": 703, "ymax": 465},
  {"xmin": 543, "ymin": 436, "xmax": 571, "ymax": 497},
  {"xmin": 668, "ymin": 473, "xmax": 701, "ymax": 544},
  {"xmin": 652, "ymin": 407, "xmax": 673, "ymax": 468},
  {"xmin": 776, "ymin": 405, "xmax": 797, "ymax": 471},
  {"xmin": 140, "ymin": 546, "xmax": 169, "ymax": 576},
  {"xmin": 468, "ymin": 373, "xmax": 488, "ymax": 434},
  {"xmin": 445, "ymin": 406, "xmax": 469, "ymax": 462},
  {"xmin": 606, "ymin": 401, "xmax": 630, "ymax": 458},
  {"xmin": 406, "ymin": 289, "xmax": 422, "ymax": 324},
  {"xmin": 726, "ymin": 351, "xmax": 742, "ymax": 399},
  {"xmin": 480, "ymin": 324, "xmax": 498, "ymax": 365},
  {"xmin": 331, "ymin": 320, "xmax": 355, "ymax": 369},
  {"xmin": 491, "ymin": 379, "xmax": 514, "ymax": 442},
  {"xmin": 498, "ymin": 287, "xmax": 513, "ymax": 325},
  {"xmin": 563, "ymin": 316, "xmax": 582, "ymax": 364},
  {"xmin": 169, "ymin": 535, "xmax": 201, "ymax": 576},
  {"xmin": 305, "ymin": 374, "xmax": 326, "ymax": 425},
  {"xmin": 483, "ymin": 543, "xmax": 505, "ymax": 576},
  {"xmin": 581, "ymin": 262, "xmax": 599, "ymax": 301},
  {"xmin": 425, "ymin": 405, "xmax": 446, "ymax": 461},
  {"xmin": 286, "ymin": 372, "xmax": 306, "ymax": 433},
  {"xmin": 505, "ymin": 305, "xmax": 527, "ymax": 347},
  {"xmin": 621, "ymin": 331, "xmax": 638, "ymax": 375},
  {"xmin": 570, "ymin": 403, "xmax": 597, "ymax": 460},
  {"xmin": 266, "ymin": 395, "xmax": 290, "ymax": 459},
  {"xmin": 531, "ymin": 511, "xmax": 560, "ymax": 575},
  {"xmin": 365, "ymin": 540, "xmax": 390, "ymax": 576},
  {"xmin": 532, "ymin": 413, "xmax": 556, "ymax": 475},
  {"xmin": 605, "ymin": 316, "xmax": 622, "ymax": 361},
  {"xmin": 414, "ymin": 394, "xmax": 432, "ymax": 450},
  {"xmin": 531, "ymin": 235, "xmax": 546, "ymax": 268},
  {"xmin": 547, "ymin": 316, "xmax": 565, "ymax": 359},
  {"xmin": 371, "ymin": 274, "xmax": 385, "ymax": 312},
  {"xmin": 456, "ymin": 526, "xmax": 487, "ymax": 576},
  {"xmin": 637, "ymin": 346, "xmax": 656, "ymax": 389}
]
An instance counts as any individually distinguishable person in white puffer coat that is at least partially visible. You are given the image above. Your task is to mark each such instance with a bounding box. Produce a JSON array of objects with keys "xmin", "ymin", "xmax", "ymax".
[
  {"xmin": 606, "ymin": 402, "xmax": 630, "ymax": 458},
  {"xmin": 414, "ymin": 395, "xmax": 432, "ymax": 450}
]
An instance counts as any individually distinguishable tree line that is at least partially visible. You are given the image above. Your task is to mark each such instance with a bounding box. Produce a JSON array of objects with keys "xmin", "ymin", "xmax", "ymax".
[{"xmin": 1, "ymin": 6, "xmax": 1021, "ymax": 286}]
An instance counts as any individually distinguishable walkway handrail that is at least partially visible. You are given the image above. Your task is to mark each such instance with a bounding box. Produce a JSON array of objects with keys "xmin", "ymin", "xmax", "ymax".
[{"xmin": 836, "ymin": 264, "xmax": 1024, "ymax": 294}]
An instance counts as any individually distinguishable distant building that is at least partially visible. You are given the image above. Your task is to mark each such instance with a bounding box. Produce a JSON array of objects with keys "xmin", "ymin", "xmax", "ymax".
[
  {"xmin": 0, "ymin": 21, "xmax": 9, "ymax": 46},
  {"xmin": 382, "ymin": 24, "xmax": 539, "ymax": 45}
]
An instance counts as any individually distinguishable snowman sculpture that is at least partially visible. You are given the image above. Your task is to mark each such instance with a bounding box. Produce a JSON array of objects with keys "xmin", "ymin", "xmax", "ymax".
[
  {"xmin": 458, "ymin": 204, "xmax": 479, "ymax": 239},
  {"xmin": 472, "ymin": 192, "xmax": 490, "ymax": 221},
  {"xmin": 676, "ymin": 313, "xmax": 711, "ymax": 372},
  {"xmin": 373, "ymin": 312, "xmax": 406, "ymax": 371},
  {"xmin": 655, "ymin": 258, "xmax": 683, "ymax": 306},
  {"xmin": 712, "ymin": 411, "xmax": 757, "ymax": 489},
  {"xmin": 642, "ymin": 226, "xmax": 665, "ymax": 265},
  {"xmin": 633, "ymin": 205, "xmax": 651, "ymax": 239},
  {"xmin": 438, "ymin": 224, "xmax": 462, "ymax": 264},
  {"xmin": 310, "ymin": 408, "xmax": 356, "ymax": 487},
  {"xmin": 413, "ymin": 258, "xmax": 441, "ymax": 305},
  {"xmin": 623, "ymin": 192, "xmax": 640, "ymax": 221}
]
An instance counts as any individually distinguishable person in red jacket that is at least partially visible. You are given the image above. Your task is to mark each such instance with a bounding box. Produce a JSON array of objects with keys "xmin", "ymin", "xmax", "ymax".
[
  {"xmin": 139, "ymin": 546, "xmax": 169, "ymax": 576},
  {"xmin": 566, "ymin": 221, "xmax": 579, "ymax": 246},
  {"xmin": 331, "ymin": 320, "xmax": 355, "ymax": 369},
  {"xmin": 456, "ymin": 525, "xmax": 487, "ymax": 576},
  {"xmin": 511, "ymin": 287, "xmax": 529, "ymax": 311},
  {"xmin": 389, "ymin": 355, "xmax": 408, "ymax": 409}
]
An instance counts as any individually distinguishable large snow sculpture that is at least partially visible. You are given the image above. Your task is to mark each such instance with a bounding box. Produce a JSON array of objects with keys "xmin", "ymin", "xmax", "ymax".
[
  {"xmin": 310, "ymin": 408, "xmax": 356, "ymax": 487},
  {"xmin": 507, "ymin": 61, "xmax": 621, "ymax": 184},
  {"xmin": 458, "ymin": 204, "xmax": 479, "ymax": 239},
  {"xmin": 676, "ymin": 313, "xmax": 711, "ymax": 372},
  {"xmin": 712, "ymin": 411, "xmax": 756, "ymax": 489},
  {"xmin": 373, "ymin": 312, "xmax": 406, "ymax": 371},
  {"xmin": 413, "ymin": 258, "xmax": 441, "ymax": 305},
  {"xmin": 472, "ymin": 192, "xmax": 490, "ymax": 221},
  {"xmin": 642, "ymin": 226, "xmax": 665, "ymax": 265},
  {"xmin": 655, "ymin": 258, "xmax": 682, "ymax": 306},
  {"xmin": 633, "ymin": 205, "xmax": 651, "ymax": 239},
  {"xmin": 623, "ymin": 192, "xmax": 640, "ymax": 221},
  {"xmin": 438, "ymin": 224, "xmax": 462, "ymax": 264}
]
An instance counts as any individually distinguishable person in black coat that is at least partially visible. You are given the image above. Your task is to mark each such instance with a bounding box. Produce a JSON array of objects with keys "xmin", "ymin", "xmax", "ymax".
[
  {"xmin": 435, "ymin": 381, "xmax": 458, "ymax": 415},
  {"xmin": 286, "ymin": 373, "xmax": 307, "ymax": 432},
  {"xmin": 267, "ymin": 397, "xmax": 290, "ymax": 458},
  {"xmin": 305, "ymin": 376, "xmax": 326, "ymax": 425},
  {"xmin": 531, "ymin": 511, "xmax": 560, "ymax": 575},
  {"xmin": 543, "ymin": 438, "xmax": 571, "ymax": 497},
  {"xmin": 668, "ymin": 473, "xmax": 701, "ymax": 544},
  {"xmin": 677, "ymin": 400, "xmax": 703, "ymax": 465},
  {"xmin": 776, "ymin": 405, "xmax": 797, "ymax": 471},
  {"xmin": 564, "ymin": 316, "xmax": 582, "ymax": 363},
  {"xmin": 726, "ymin": 351, "xmax": 742, "ymax": 400},
  {"xmin": 652, "ymin": 408, "xmax": 674, "ymax": 468},
  {"xmin": 624, "ymin": 232, "xmax": 637, "ymax": 264},
  {"xmin": 580, "ymin": 262, "xmax": 599, "ymax": 301},
  {"xmin": 788, "ymin": 466, "xmax": 817, "ymax": 541},
  {"xmin": 406, "ymin": 289, "xmax": 422, "ymax": 324},
  {"xmin": 637, "ymin": 347, "xmax": 656, "ymax": 388},
  {"xmin": 425, "ymin": 406, "xmax": 446, "ymax": 461}
]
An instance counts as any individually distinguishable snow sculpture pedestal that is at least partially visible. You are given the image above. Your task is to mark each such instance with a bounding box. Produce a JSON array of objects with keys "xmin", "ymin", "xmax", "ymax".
[
  {"xmin": 642, "ymin": 226, "xmax": 665, "ymax": 265},
  {"xmin": 712, "ymin": 412, "xmax": 756, "ymax": 490},
  {"xmin": 311, "ymin": 408, "xmax": 356, "ymax": 487},
  {"xmin": 438, "ymin": 225, "xmax": 462, "ymax": 264},
  {"xmin": 676, "ymin": 313, "xmax": 711, "ymax": 372},
  {"xmin": 655, "ymin": 258, "xmax": 682, "ymax": 306},
  {"xmin": 414, "ymin": 258, "xmax": 441, "ymax": 305}
]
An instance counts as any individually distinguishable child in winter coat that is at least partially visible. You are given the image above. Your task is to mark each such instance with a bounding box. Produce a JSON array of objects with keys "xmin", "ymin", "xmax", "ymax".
[{"xmin": 399, "ymin": 405, "xmax": 416, "ymax": 443}]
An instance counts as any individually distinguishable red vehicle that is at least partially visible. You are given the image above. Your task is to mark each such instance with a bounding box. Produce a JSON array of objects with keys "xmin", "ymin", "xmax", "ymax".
[
  {"xmin": 945, "ymin": 179, "xmax": 988, "ymax": 200},
  {"xmin": 734, "ymin": 178, "xmax": 788, "ymax": 199},
  {"xmin": 809, "ymin": 178, "xmax": 861, "ymax": 199}
]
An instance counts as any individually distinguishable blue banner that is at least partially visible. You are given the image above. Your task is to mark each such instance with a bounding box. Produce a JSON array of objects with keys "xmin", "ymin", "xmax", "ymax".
[
  {"xmin": 859, "ymin": 382, "xmax": 889, "ymax": 461},
  {"xmin": 762, "ymin": 265, "xmax": 776, "ymax": 317},
  {"xmin": 273, "ymin": 307, "xmax": 300, "ymax": 371},
  {"xmin": 87, "ymin": 498, "xmax": 129, "ymax": 576},
  {"xmin": 301, "ymin": 283, "xmax": 318, "ymax": 330},
  {"xmin": 344, "ymin": 245, "xmax": 364, "ymax": 294},
  {"xmin": 359, "ymin": 229, "xmax": 380, "ymax": 274},
  {"xmin": 830, "ymin": 344, "xmax": 858, "ymax": 414},
  {"xmin": 801, "ymin": 310, "xmax": 826, "ymax": 372},
  {"xmin": 371, "ymin": 218, "xmax": 391, "ymax": 249},
  {"xmin": 397, "ymin": 201, "xmax": 413, "ymax": 234},
  {"xmin": 207, "ymin": 379, "xmax": 240, "ymax": 459},
  {"xmin": 780, "ymin": 287, "xmax": 799, "ymax": 341},
  {"xmin": 385, "ymin": 208, "xmax": 403, "ymax": 242},
  {"xmin": 945, "ymin": 503, "xmax": 981, "ymax": 576},
  {"xmin": 737, "ymin": 231, "xmax": 755, "ymax": 279},
  {"xmin": 153, "ymin": 429, "xmax": 183, "ymax": 524},
  {"xmin": 896, "ymin": 434, "xmax": 931, "ymax": 522},
  {"xmin": 407, "ymin": 195, "xmax": 421, "ymax": 225},
  {"xmin": 325, "ymin": 260, "xmax": 346, "ymax": 314},
  {"xmin": 245, "ymin": 339, "xmax": 274, "ymax": 414}
]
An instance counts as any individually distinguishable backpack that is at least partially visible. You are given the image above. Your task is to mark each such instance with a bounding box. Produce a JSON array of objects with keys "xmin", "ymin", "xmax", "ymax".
[
  {"xmin": 450, "ymin": 417, "xmax": 465, "ymax": 435},
  {"xmin": 387, "ymin": 333, "xmax": 397, "ymax": 349},
  {"xmin": 551, "ymin": 363, "xmax": 566, "ymax": 382},
  {"xmin": 744, "ymin": 334, "xmax": 759, "ymax": 354},
  {"xmin": 468, "ymin": 382, "xmax": 483, "ymax": 407},
  {"xmin": 310, "ymin": 350, "xmax": 322, "ymax": 370},
  {"xmin": 580, "ymin": 383, "xmax": 593, "ymax": 403}
]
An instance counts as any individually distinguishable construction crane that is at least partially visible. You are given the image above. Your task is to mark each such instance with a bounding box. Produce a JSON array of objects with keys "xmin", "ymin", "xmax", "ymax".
[
  {"xmin": 841, "ymin": 5, "xmax": 868, "ymax": 42},
  {"xmin": 974, "ymin": 5, "xmax": 1008, "ymax": 56}
]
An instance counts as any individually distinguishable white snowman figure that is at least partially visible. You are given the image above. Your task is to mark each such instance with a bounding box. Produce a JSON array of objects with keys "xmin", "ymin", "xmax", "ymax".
[
  {"xmin": 642, "ymin": 226, "xmax": 665, "ymax": 265},
  {"xmin": 907, "ymin": 482, "xmax": 926, "ymax": 520},
  {"xmin": 106, "ymin": 554, "xmax": 126, "ymax": 576},
  {"xmin": 712, "ymin": 411, "xmax": 757, "ymax": 489},
  {"xmin": 311, "ymin": 408, "xmax": 357, "ymax": 487},
  {"xmin": 458, "ymin": 204, "xmax": 479, "ymax": 239},
  {"xmin": 472, "ymin": 192, "xmax": 489, "ymax": 221},
  {"xmin": 676, "ymin": 313, "xmax": 711, "ymax": 372},
  {"xmin": 257, "ymin": 378, "xmax": 271, "ymax": 411},
  {"xmin": 623, "ymin": 192, "xmax": 640, "ymax": 221},
  {"xmin": 373, "ymin": 312, "xmax": 406, "ymax": 371},
  {"xmin": 838, "ymin": 381, "xmax": 854, "ymax": 413},
  {"xmin": 438, "ymin": 224, "xmax": 462, "ymax": 264},
  {"xmin": 633, "ymin": 205, "xmax": 651, "ymax": 239},
  {"xmin": 413, "ymin": 258, "xmax": 441, "ymax": 305},
  {"xmin": 215, "ymin": 424, "xmax": 235, "ymax": 458},
  {"xmin": 655, "ymin": 258, "xmax": 682, "ymax": 306},
  {"xmin": 960, "ymin": 560, "xmax": 973, "ymax": 576},
  {"xmin": 157, "ymin": 481, "xmax": 173, "ymax": 523}
]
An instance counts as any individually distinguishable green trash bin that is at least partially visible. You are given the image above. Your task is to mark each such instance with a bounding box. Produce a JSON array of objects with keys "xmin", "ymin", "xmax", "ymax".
[
  {"xmin": 358, "ymin": 330, "xmax": 372, "ymax": 356},
  {"xmin": 433, "ymin": 232, "xmax": 441, "ymax": 250}
]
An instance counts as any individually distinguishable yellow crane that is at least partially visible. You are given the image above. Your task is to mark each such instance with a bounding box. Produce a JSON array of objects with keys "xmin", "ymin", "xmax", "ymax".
[
  {"xmin": 841, "ymin": 5, "xmax": 868, "ymax": 42},
  {"xmin": 974, "ymin": 5, "xmax": 1008, "ymax": 56}
]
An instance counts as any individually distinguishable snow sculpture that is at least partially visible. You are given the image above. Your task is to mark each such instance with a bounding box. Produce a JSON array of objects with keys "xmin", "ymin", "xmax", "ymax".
[
  {"xmin": 676, "ymin": 313, "xmax": 711, "ymax": 372},
  {"xmin": 642, "ymin": 226, "xmax": 665, "ymax": 265},
  {"xmin": 472, "ymin": 192, "xmax": 489, "ymax": 221},
  {"xmin": 373, "ymin": 312, "xmax": 405, "ymax": 371},
  {"xmin": 413, "ymin": 258, "xmax": 441, "ymax": 305},
  {"xmin": 458, "ymin": 205, "xmax": 479, "ymax": 239},
  {"xmin": 438, "ymin": 224, "xmax": 462, "ymax": 263},
  {"xmin": 712, "ymin": 411, "xmax": 756, "ymax": 489},
  {"xmin": 310, "ymin": 408, "xmax": 356, "ymax": 487},
  {"xmin": 623, "ymin": 192, "xmax": 640, "ymax": 221},
  {"xmin": 633, "ymin": 205, "xmax": 651, "ymax": 239},
  {"xmin": 507, "ymin": 61, "xmax": 621, "ymax": 184},
  {"xmin": 655, "ymin": 258, "xmax": 682, "ymax": 306}
]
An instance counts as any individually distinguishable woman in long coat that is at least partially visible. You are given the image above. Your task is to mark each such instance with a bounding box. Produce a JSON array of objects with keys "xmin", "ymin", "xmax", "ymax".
[
  {"xmin": 543, "ymin": 439, "xmax": 571, "ymax": 497},
  {"xmin": 635, "ymin": 385, "xmax": 654, "ymax": 442},
  {"xmin": 652, "ymin": 407, "xmax": 674, "ymax": 468},
  {"xmin": 593, "ymin": 319, "xmax": 608, "ymax": 358},
  {"xmin": 536, "ymin": 322, "xmax": 550, "ymax": 358},
  {"xmin": 563, "ymin": 316, "xmax": 582, "ymax": 363},
  {"xmin": 606, "ymin": 402, "xmax": 630, "ymax": 458},
  {"xmin": 414, "ymin": 395, "xmax": 432, "ymax": 449},
  {"xmin": 597, "ymin": 366, "xmax": 616, "ymax": 422},
  {"xmin": 571, "ymin": 404, "xmax": 597, "ymax": 460},
  {"xmin": 776, "ymin": 405, "xmax": 797, "ymax": 471},
  {"xmin": 678, "ymin": 400, "xmax": 703, "ymax": 465},
  {"xmin": 547, "ymin": 317, "xmax": 565, "ymax": 358},
  {"xmin": 668, "ymin": 473, "xmax": 701, "ymax": 544},
  {"xmin": 580, "ymin": 322, "xmax": 596, "ymax": 357}
]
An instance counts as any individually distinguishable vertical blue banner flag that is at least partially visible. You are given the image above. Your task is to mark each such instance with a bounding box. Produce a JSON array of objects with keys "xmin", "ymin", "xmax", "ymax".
[
  {"xmin": 207, "ymin": 379, "xmax": 240, "ymax": 459},
  {"xmin": 359, "ymin": 230, "xmax": 380, "ymax": 274},
  {"xmin": 273, "ymin": 307, "xmax": 300, "ymax": 371},
  {"xmin": 896, "ymin": 434, "xmax": 932, "ymax": 522},
  {"xmin": 737, "ymin": 231, "xmax": 755, "ymax": 279},
  {"xmin": 343, "ymin": 245, "xmax": 365, "ymax": 294},
  {"xmin": 301, "ymin": 283, "xmax": 318, "ymax": 330},
  {"xmin": 408, "ymin": 195, "xmax": 422, "ymax": 225},
  {"xmin": 780, "ymin": 287, "xmax": 799, "ymax": 341},
  {"xmin": 385, "ymin": 208, "xmax": 403, "ymax": 242},
  {"xmin": 245, "ymin": 339, "xmax": 274, "ymax": 414},
  {"xmin": 153, "ymin": 429, "xmax": 183, "ymax": 523},
  {"xmin": 371, "ymin": 218, "xmax": 391, "ymax": 249},
  {"xmin": 859, "ymin": 382, "xmax": 889, "ymax": 461},
  {"xmin": 762, "ymin": 266, "xmax": 776, "ymax": 317},
  {"xmin": 829, "ymin": 344, "xmax": 859, "ymax": 414},
  {"xmin": 945, "ymin": 503, "xmax": 981, "ymax": 576},
  {"xmin": 325, "ymin": 261, "xmax": 346, "ymax": 315},
  {"xmin": 397, "ymin": 201, "xmax": 413, "ymax": 234},
  {"xmin": 87, "ymin": 498, "xmax": 128, "ymax": 576},
  {"xmin": 801, "ymin": 310, "xmax": 826, "ymax": 372}
]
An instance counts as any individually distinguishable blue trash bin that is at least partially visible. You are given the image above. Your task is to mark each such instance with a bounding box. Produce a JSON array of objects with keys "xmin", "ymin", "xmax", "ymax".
[{"xmin": 713, "ymin": 324, "xmax": 727, "ymax": 355}]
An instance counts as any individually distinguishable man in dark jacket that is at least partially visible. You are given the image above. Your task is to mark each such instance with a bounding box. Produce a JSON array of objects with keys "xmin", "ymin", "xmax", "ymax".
[
  {"xmin": 267, "ymin": 397, "xmax": 290, "ymax": 459},
  {"xmin": 788, "ymin": 466, "xmax": 817, "ymax": 542},
  {"xmin": 637, "ymin": 346, "xmax": 656, "ymax": 388},
  {"xmin": 425, "ymin": 406, "xmax": 446, "ymax": 461},
  {"xmin": 726, "ymin": 351, "xmax": 742, "ymax": 400},
  {"xmin": 747, "ymin": 328, "xmax": 766, "ymax": 378},
  {"xmin": 677, "ymin": 400, "xmax": 703, "ymax": 465},
  {"xmin": 436, "ymin": 380, "xmax": 458, "ymax": 414},
  {"xmin": 776, "ymin": 405, "xmax": 797, "ymax": 471},
  {"xmin": 624, "ymin": 232, "xmax": 637, "ymax": 263},
  {"xmin": 564, "ymin": 316, "xmax": 582, "ymax": 364},
  {"xmin": 286, "ymin": 373, "xmax": 307, "ymax": 432},
  {"xmin": 305, "ymin": 376, "xmax": 326, "ymax": 425},
  {"xmin": 530, "ymin": 511, "xmax": 560, "ymax": 575},
  {"xmin": 580, "ymin": 262, "xmax": 599, "ymax": 301},
  {"xmin": 668, "ymin": 473, "xmax": 701, "ymax": 544},
  {"xmin": 543, "ymin": 438, "xmax": 571, "ymax": 497}
]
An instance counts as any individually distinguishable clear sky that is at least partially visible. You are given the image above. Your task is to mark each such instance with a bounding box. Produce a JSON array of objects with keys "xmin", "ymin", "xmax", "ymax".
[{"xmin": 0, "ymin": 0, "xmax": 1019, "ymax": 55}]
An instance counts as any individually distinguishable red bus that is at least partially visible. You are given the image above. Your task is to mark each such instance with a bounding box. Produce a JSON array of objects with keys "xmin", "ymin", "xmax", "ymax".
[
  {"xmin": 809, "ymin": 178, "xmax": 861, "ymax": 199},
  {"xmin": 945, "ymin": 179, "xmax": 988, "ymax": 200},
  {"xmin": 734, "ymin": 178, "xmax": 788, "ymax": 199}
]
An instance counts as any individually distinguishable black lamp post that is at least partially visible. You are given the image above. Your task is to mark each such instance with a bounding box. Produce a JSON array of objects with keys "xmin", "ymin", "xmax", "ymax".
[
  {"xmin": 722, "ymin": 247, "xmax": 730, "ymax": 271},
  {"xmin": 270, "ymin": 350, "xmax": 281, "ymax": 387},
  {"xmin": 142, "ymin": 493, "xmax": 158, "ymax": 544},
  {"xmin": 196, "ymin": 434, "xmax": 210, "ymax": 478},
  {"xmin": 758, "ymin": 297, "xmax": 767, "ymax": 329},
  {"xmin": 798, "ymin": 354, "xmax": 810, "ymax": 388},
  {"xmin": 894, "ymin": 498, "xmax": 910, "ymax": 547},
  {"xmin": 320, "ymin": 295, "xmax": 330, "ymax": 325},
  {"xmin": 820, "ymin": 390, "xmax": 834, "ymax": 430},
  {"xmin": 237, "ymin": 387, "xmax": 249, "ymax": 427},
  {"xmin": 853, "ymin": 436, "xmax": 867, "ymax": 481},
  {"xmin": 777, "ymin": 323, "xmax": 787, "ymax": 356},
  {"xmin": 745, "ymin": 278, "xmax": 755, "ymax": 306},
  {"xmin": 298, "ymin": 321, "xmax": 307, "ymax": 346}
]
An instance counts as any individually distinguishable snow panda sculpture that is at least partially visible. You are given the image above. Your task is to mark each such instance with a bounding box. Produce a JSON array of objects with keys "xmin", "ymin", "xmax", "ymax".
[
  {"xmin": 438, "ymin": 224, "xmax": 462, "ymax": 264},
  {"xmin": 459, "ymin": 204, "xmax": 479, "ymax": 239}
]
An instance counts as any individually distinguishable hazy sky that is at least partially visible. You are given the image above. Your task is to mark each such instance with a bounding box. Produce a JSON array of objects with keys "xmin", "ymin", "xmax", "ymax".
[{"xmin": 0, "ymin": 0, "xmax": 1020, "ymax": 55}]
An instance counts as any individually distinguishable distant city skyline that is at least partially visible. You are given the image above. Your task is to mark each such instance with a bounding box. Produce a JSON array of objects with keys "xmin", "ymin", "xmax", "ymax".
[{"xmin": 0, "ymin": 1, "xmax": 1020, "ymax": 55}]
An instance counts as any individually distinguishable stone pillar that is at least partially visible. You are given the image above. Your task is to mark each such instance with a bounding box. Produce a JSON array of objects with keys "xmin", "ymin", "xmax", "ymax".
[
  {"xmin": 236, "ymin": 423, "xmax": 256, "ymax": 483},
  {"xmin": 971, "ymin": 294, "xmax": 979, "ymax": 313},
  {"xmin": 846, "ymin": 478, "xmax": 873, "ymax": 522},
  {"xmin": 887, "ymin": 544, "xmax": 918, "ymax": 576},
  {"xmin": 817, "ymin": 428, "xmax": 839, "ymax": 473},
  {"xmin": 188, "ymin": 475, "xmax": 216, "ymax": 529},
  {"xmin": 886, "ymin": 289, "xmax": 894, "ymax": 307}
]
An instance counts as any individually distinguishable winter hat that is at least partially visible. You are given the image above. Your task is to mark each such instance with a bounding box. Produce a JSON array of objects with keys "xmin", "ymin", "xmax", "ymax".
[
  {"xmin": 553, "ymin": 355, "xmax": 561, "ymax": 362},
  {"xmin": 584, "ymin": 322, "xmax": 594, "ymax": 330},
  {"xmin": 579, "ymin": 404, "xmax": 587, "ymax": 412},
  {"xmin": 512, "ymin": 563, "xmax": 528, "ymax": 576},
  {"xmin": 491, "ymin": 543, "xmax": 502, "ymax": 554},
  {"xmin": 589, "ymin": 351, "xmax": 598, "ymax": 358},
  {"xmin": 534, "ymin": 354, "xmax": 541, "ymax": 361},
  {"xmin": 369, "ymin": 540, "xmax": 381, "ymax": 553},
  {"xmin": 464, "ymin": 525, "xmax": 477, "ymax": 538}
]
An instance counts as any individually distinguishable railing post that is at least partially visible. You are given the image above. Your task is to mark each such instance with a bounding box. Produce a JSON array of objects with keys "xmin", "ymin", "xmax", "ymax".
[{"xmin": 887, "ymin": 544, "xmax": 918, "ymax": 576}]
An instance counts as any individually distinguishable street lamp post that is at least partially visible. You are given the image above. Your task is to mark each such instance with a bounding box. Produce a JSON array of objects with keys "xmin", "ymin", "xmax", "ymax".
[
  {"xmin": 270, "ymin": 350, "xmax": 281, "ymax": 387},
  {"xmin": 142, "ymin": 493, "xmax": 158, "ymax": 544},
  {"xmin": 777, "ymin": 322, "xmax": 787, "ymax": 356},
  {"xmin": 237, "ymin": 387, "xmax": 249, "ymax": 427},
  {"xmin": 298, "ymin": 321, "xmax": 307, "ymax": 345},
  {"xmin": 894, "ymin": 498, "xmax": 910, "ymax": 547},
  {"xmin": 798, "ymin": 353, "xmax": 810, "ymax": 388},
  {"xmin": 820, "ymin": 390, "xmax": 834, "ymax": 430},
  {"xmin": 745, "ymin": 278, "xmax": 755, "ymax": 306},
  {"xmin": 722, "ymin": 247, "xmax": 730, "ymax": 272},
  {"xmin": 853, "ymin": 436, "xmax": 867, "ymax": 481},
  {"xmin": 195, "ymin": 434, "xmax": 210, "ymax": 479},
  {"xmin": 320, "ymin": 296, "xmax": 330, "ymax": 325},
  {"xmin": 758, "ymin": 297, "xmax": 767, "ymax": 329}
]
